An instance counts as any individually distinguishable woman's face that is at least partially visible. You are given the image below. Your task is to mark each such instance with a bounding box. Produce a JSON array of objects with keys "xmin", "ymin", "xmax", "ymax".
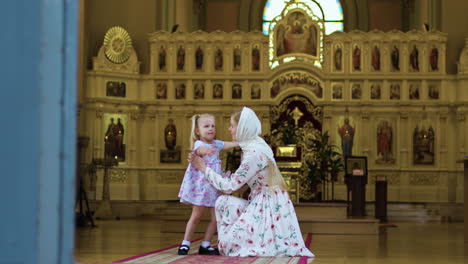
[{"xmin": 228, "ymin": 118, "xmax": 238, "ymax": 141}]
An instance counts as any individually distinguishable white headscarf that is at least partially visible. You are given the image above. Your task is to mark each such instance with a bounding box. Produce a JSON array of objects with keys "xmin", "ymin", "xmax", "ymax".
[
  {"xmin": 236, "ymin": 107, "xmax": 274, "ymax": 163},
  {"xmin": 236, "ymin": 107, "xmax": 287, "ymax": 190}
]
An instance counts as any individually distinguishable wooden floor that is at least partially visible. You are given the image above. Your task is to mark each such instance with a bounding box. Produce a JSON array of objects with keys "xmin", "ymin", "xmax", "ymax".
[{"xmin": 75, "ymin": 217, "xmax": 468, "ymax": 264}]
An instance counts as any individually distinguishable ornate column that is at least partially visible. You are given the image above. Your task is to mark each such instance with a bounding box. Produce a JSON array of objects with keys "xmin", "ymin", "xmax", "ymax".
[
  {"xmin": 439, "ymin": 108, "xmax": 449, "ymax": 167},
  {"xmin": 456, "ymin": 108, "xmax": 467, "ymax": 158},
  {"xmin": 456, "ymin": 109, "xmax": 466, "ymax": 203},
  {"xmin": 399, "ymin": 110, "xmax": 410, "ymax": 167},
  {"xmin": 167, "ymin": 41, "xmax": 176, "ymax": 73},
  {"xmin": 206, "ymin": 45, "xmax": 213, "ymax": 73},
  {"xmin": 439, "ymin": 108, "xmax": 449, "ymax": 202},
  {"xmin": 186, "ymin": 80, "xmax": 194, "ymax": 101},
  {"xmin": 225, "ymin": 43, "xmax": 232, "ymax": 74},
  {"xmin": 148, "ymin": 111, "xmax": 157, "ymax": 167},
  {"xmin": 361, "ymin": 109, "xmax": 371, "ymax": 157},
  {"xmin": 94, "ymin": 109, "xmax": 103, "ymax": 158},
  {"xmin": 322, "ymin": 111, "xmax": 333, "ymax": 141},
  {"xmin": 206, "ymin": 80, "xmax": 213, "ymax": 100},
  {"xmin": 130, "ymin": 109, "xmax": 141, "ymax": 166},
  {"xmin": 401, "ymin": 44, "xmax": 409, "ymax": 73},
  {"xmin": 186, "ymin": 42, "xmax": 194, "ymax": 73},
  {"xmin": 399, "ymin": 110, "xmax": 410, "ymax": 201},
  {"xmin": 150, "ymin": 45, "xmax": 156, "ymax": 75},
  {"xmin": 242, "ymin": 42, "xmax": 249, "ymax": 72},
  {"xmin": 155, "ymin": 111, "xmax": 163, "ymax": 166}
]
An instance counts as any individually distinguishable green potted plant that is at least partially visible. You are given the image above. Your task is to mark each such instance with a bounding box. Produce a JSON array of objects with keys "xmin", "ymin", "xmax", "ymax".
[{"xmin": 301, "ymin": 131, "xmax": 344, "ymax": 201}]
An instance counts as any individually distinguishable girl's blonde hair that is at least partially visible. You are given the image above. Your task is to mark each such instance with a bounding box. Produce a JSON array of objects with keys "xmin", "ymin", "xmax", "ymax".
[{"xmin": 190, "ymin": 113, "xmax": 215, "ymax": 149}]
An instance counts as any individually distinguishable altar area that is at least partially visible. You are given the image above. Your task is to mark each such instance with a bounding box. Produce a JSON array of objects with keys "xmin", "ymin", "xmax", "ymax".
[{"xmin": 78, "ymin": 1, "xmax": 468, "ymax": 224}]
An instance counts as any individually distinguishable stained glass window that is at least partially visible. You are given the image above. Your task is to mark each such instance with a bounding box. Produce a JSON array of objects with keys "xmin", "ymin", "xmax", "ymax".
[{"xmin": 263, "ymin": 0, "xmax": 344, "ymax": 35}]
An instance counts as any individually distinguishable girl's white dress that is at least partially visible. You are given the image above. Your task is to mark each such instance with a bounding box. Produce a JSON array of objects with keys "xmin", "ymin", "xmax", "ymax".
[
  {"xmin": 178, "ymin": 139, "xmax": 224, "ymax": 207},
  {"xmin": 204, "ymin": 149, "xmax": 314, "ymax": 257}
]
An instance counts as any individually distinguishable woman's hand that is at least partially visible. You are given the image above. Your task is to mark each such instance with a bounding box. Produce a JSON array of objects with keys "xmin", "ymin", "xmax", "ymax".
[
  {"xmin": 196, "ymin": 147, "xmax": 216, "ymax": 156},
  {"xmin": 188, "ymin": 152, "xmax": 207, "ymax": 173}
]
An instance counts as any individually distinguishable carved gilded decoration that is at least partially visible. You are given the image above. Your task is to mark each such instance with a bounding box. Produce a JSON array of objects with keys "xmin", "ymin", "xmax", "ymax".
[
  {"xmin": 270, "ymin": 95, "xmax": 322, "ymax": 123},
  {"xmin": 268, "ymin": 1, "xmax": 324, "ymax": 68},
  {"xmin": 109, "ymin": 169, "xmax": 128, "ymax": 183},
  {"xmin": 82, "ymin": 25, "xmax": 461, "ymax": 203},
  {"xmin": 270, "ymin": 71, "xmax": 323, "ymax": 99},
  {"xmin": 409, "ymin": 173, "xmax": 439, "ymax": 186}
]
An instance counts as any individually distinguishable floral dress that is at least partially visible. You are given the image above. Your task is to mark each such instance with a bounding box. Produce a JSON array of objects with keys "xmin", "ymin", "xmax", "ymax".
[
  {"xmin": 204, "ymin": 150, "xmax": 314, "ymax": 257},
  {"xmin": 178, "ymin": 140, "xmax": 224, "ymax": 207}
]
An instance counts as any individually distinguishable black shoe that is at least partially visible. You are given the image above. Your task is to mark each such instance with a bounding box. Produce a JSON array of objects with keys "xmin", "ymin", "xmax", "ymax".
[
  {"xmin": 178, "ymin": 245, "xmax": 190, "ymax": 255},
  {"xmin": 198, "ymin": 246, "xmax": 220, "ymax": 255}
]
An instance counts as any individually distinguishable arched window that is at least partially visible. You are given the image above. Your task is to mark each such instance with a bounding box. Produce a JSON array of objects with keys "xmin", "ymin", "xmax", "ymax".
[{"xmin": 263, "ymin": 0, "xmax": 344, "ymax": 35}]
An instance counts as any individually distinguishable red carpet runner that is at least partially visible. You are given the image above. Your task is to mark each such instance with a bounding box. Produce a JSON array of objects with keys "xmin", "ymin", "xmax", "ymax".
[{"xmin": 114, "ymin": 233, "xmax": 313, "ymax": 264}]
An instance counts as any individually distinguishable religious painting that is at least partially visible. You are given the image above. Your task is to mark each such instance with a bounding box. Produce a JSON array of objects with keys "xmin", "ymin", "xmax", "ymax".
[
  {"xmin": 310, "ymin": 81, "xmax": 323, "ymax": 98},
  {"xmin": 370, "ymin": 83, "xmax": 382, "ymax": 100},
  {"xmin": 337, "ymin": 117, "xmax": 356, "ymax": 158},
  {"xmin": 175, "ymin": 82, "xmax": 186, "ymax": 99},
  {"xmin": 233, "ymin": 46, "xmax": 241, "ymax": 71},
  {"xmin": 103, "ymin": 113, "xmax": 127, "ymax": 163},
  {"xmin": 345, "ymin": 156, "xmax": 368, "ymax": 184},
  {"xmin": 429, "ymin": 46, "xmax": 439, "ymax": 71},
  {"xmin": 155, "ymin": 82, "xmax": 167, "ymax": 99},
  {"xmin": 352, "ymin": 44, "xmax": 361, "ymax": 71},
  {"xmin": 351, "ymin": 83, "xmax": 362, "ymax": 100},
  {"xmin": 333, "ymin": 45, "xmax": 343, "ymax": 71},
  {"xmin": 413, "ymin": 125, "xmax": 435, "ymax": 165},
  {"xmin": 195, "ymin": 46, "xmax": 204, "ymax": 71},
  {"xmin": 275, "ymin": 11, "xmax": 318, "ymax": 58},
  {"xmin": 389, "ymin": 83, "xmax": 401, "ymax": 100},
  {"xmin": 164, "ymin": 118, "xmax": 177, "ymax": 150},
  {"xmin": 332, "ymin": 83, "xmax": 343, "ymax": 100},
  {"xmin": 345, "ymin": 156, "xmax": 367, "ymax": 177},
  {"xmin": 428, "ymin": 82, "xmax": 440, "ymax": 99},
  {"xmin": 176, "ymin": 45, "xmax": 185, "ymax": 71},
  {"xmin": 275, "ymin": 25, "xmax": 286, "ymax": 57},
  {"xmin": 252, "ymin": 45, "xmax": 260, "ymax": 71},
  {"xmin": 371, "ymin": 45, "xmax": 381, "ymax": 71},
  {"xmin": 161, "ymin": 119, "xmax": 181, "ymax": 163},
  {"xmin": 158, "ymin": 45, "xmax": 167, "ymax": 72},
  {"xmin": 214, "ymin": 48, "xmax": 223, "ymax": 71},
  {"xmin": 213, "ymin": 83, "xmax": 223, "ymax": 99},
  {"xmin": 409, "ymin": 82, "xmax": 420, "ymax": 100},
  {"xmin": 106, "ymin": 81, "xmax": 126, "ymax": 98},
  {"xmin": 251, "ymin": 83, "xmax": 261, "ymax": 99},
  {"xmin": 270, "ymin": 72, "xmax": 322, "ymax": 99},
  {"xmin": 193, "ymin": 82, "xmax": 205, "ymax": 99},
  {"xmin": 409, "ymin": 44, "xmax": 419, "ymax": 72},
  {"xmin": 232, "ymin": 83, "xmax": 242, "ymax": 99},
  {"xmin": 376, "ymin": 120, "xmax": 395, "ymax": 165},
  {"xmin": 390, "ymin": 45, "xmax": 400, "ymax": 71}
]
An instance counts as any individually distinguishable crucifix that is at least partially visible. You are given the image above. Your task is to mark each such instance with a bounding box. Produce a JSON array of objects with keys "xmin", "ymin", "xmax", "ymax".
[{"xmin": 289, "ymin": 106, "xmax": 304, "ymax": 126}]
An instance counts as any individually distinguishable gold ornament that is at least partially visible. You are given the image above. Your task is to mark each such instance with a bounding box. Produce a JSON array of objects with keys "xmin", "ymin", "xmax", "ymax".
[{"xmin": 103, "ymin": 26, "xmax": 132, "ymax": 64}]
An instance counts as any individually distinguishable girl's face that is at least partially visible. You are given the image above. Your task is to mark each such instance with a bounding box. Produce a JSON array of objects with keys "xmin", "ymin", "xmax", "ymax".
[
  {"xmin": 228, "ymin": 118, "xmax": 238, "ymax": 141},
  {"xmin": 196, "ymin": 116, "xmax": 216, "ymax": 143}
]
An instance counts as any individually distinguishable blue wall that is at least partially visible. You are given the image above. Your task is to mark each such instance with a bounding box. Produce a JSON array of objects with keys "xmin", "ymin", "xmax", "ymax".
[{"xmin": 0, "ymin": 1, "xmax": 78, "ymax": 263}]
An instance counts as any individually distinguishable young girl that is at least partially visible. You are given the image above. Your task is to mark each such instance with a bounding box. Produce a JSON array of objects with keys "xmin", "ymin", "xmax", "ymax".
[{"xmin": 177, "ymin": 114, "xmax": 238, "ymax": 255}]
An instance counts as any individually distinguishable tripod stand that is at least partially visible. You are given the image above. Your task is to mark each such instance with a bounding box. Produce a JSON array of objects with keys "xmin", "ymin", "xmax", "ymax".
[{"xmin": 75, "ymin": 166, "xmax": 96, "ymax": 228}]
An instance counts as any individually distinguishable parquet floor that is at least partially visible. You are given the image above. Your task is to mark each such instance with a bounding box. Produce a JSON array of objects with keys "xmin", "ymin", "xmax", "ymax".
[{"xmin": 75, "ymin": 217, "xmax": 467, "ymax": 264}]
